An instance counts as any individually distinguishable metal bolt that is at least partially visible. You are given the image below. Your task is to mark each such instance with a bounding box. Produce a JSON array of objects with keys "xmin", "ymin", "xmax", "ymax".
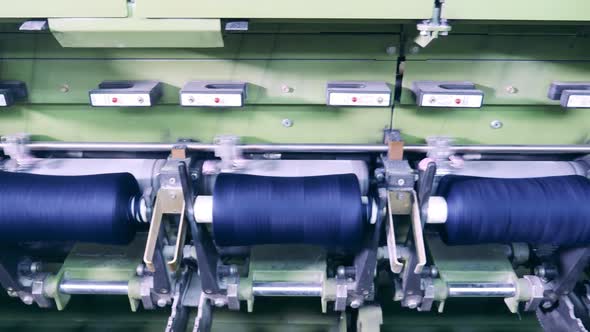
[
  {"xmin": 191, "ymin": 172, "xmax": 198, "ymax": 180},
  {"xmin": 350, "ymin": 299, "xmax": 362, "ymax": 308},
  {"xmin": 22, "ymin": 295, "xmax": 34, "ymax": 305},
  {"xmin": 397, "ymin": 178, "xmax": 406, "ymax": 186},
  {"xmin": 362, "ymin": 290, "xmax": 369, "ymax": 296},
  {"xmin": 490, "ymin": 120, "xmax": 503, "ymax": 129},
  {"xmin": 188, "ymin": 96, "xmax": 195, "ymax": 104},
  {"xmin": 535, "ymin": 265, "xmax": 558, "ymax": 280},
  {"xmin": 136, "ymin": 264, "xmax": 145, "ymax": 277},
  {"xmin": 204, "ymin": 289, "xmax": 212, "ymax": 294},
  {"xmin": 157, "ymin": 298, "xmax": 167, "ymax": 307},
  {"xmin": 160, "ymin": 288, "xmax": 168, "ymax": 294},
  {"xmin": 281, "ymin": 84, "xmax": 292, "ymax": 93},
  {"xmin": 535, "ymin": 266, "xmax": 546, "ymax": 278},
  {"xmin": 375, "ymin": 170, "xmax": 385, "ymax": 182},
  {"xmin": 409, "ymin": 46, "xmax": 421, "ymax": 54},
  {"xmin": 377, "ymin": 96, "xmax": 384, "ymax": 104},
  {"xmin": 168, "ymin": 177, "xmax": 176, "ymax": 185},
  {"xmin": 505, "ymin": 86, "xmax": 518, "ymax": 94},
  {"xmin": 406, "ymin": 297, "xmax": 420, "ymax": 309},
  {"xmin": 385, "ymin": 46, "xmax": 397, "ymax": 55},
  {"xmin": 30, "ymin": 262, "xmax": 42, "ymax": 274},
  {"xmin": 281, "ymin": 118, "xmax": 293, "ymax": 128},
  {"xmin": 214, "ymin": 298, "xmax": 226, "ymax": 307},
  {"xmin": 60, "ymin": 84, "xmax": 70, "ymax": 93},
  {"xmin": 6, "ymin": 287, "xmax": 17, "ymax": 297},
  {"xmin": 430, "ymin": 266, "xmax": 439, "ymax": 278},
  {"xmin": 541, "ymin": 300, "xmax": 553, "ymax": 309},
  {"xmin": 137, "ymin": 96, "xmax": 145, "ymax": 104}
]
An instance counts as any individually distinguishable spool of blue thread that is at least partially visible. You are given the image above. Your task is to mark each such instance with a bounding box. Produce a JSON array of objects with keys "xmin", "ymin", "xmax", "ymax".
[
  {"xmin": 212, "ymin": 173, "xmax": 364, "ymax": 249},
  {"xmin": 436, "ymin": 175, "xmax": 590, "ymax": 246},
  {"xmin": 0, "ymin": 171, "xmax": 141, "ymax": 245}
]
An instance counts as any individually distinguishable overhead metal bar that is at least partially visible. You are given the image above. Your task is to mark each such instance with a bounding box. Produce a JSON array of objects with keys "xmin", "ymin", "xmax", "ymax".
[{"xmin": 7, "ymin": 141, "xmax": 590, "ymax": 154}]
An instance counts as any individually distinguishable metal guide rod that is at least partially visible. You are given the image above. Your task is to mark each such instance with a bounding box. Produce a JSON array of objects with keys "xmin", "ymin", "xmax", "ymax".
[
  {"xmin": 58, "ymin": 279, "xmax": 129, "ymax": 295},
  {"xmin": 252, "ymin": 282, "xmax": 323, "ymax": 297},
  {"xmin": 7, "ymin": 142, "xmax": 590, "ymax": 154},
  {"xmin": 447, "ymin": 282, "xmax": 516, "ymax": 298}
]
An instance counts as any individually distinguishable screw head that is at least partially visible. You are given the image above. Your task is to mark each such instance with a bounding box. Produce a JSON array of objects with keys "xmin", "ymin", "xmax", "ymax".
[
  {"xmin": 337, "ymin": 266, "xmax": 346, "ymax": 277},
  {"xmin": 6, "ymin": 288, "xmax": 17, "ymax": 297},
  {"xmin": 157, "ymin": 298, "xmax": 167, "ymax": 307},
  {"xmin": 397, "ymin": 178, "xmax": 406, "ymax": 186},
  {"xmin": 490, "ymin": 120, "xmax": 503, "ymax": 129},
  {"xmin": 409, "ymin": 46, "xmax": 421, "ymax": 54},
  {"xmin": 22, "ymin": 295, "xmax": 34, "ymax": 305},
  {"xmin": 350, "ymin": 299, "xmax": 362, "ymax": 308},
  {"xmin": 281, "ymin": 118, "xmax": 293, "ymax": 128},
  {"xmin": 60, "ymin": 84, "xmax": 70, "ymax": 93},
  {"xmin": 159, "ymin": 288, "xmax": 168, "ymax": 294},
  {"xmin": 281, "ymin": 84, "xmax": 292, "ymax": 93},
  {"xmin": 136, "ymin": 264, "xmax": 145, "ymax": 277},
  {"xmin": 214, "ymin": 298, "xmax": 226, "ymax": 307},
  {"xmin": 535, "ymin": 266, "xmax": 551, "ymax": 279},
  {"xmin": 505, "ymin": 86, "xmax": 518, "ymax": 94},
  {"xmin": 386, "ymin": 46, "xmax": 397, "ymax": 55},
  {"xmin": 30, "ymin": 262, "xmax": 42, "ymax": 273}
]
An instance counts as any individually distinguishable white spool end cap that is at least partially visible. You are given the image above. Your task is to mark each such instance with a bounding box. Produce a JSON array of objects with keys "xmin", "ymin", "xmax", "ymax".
[
  {"xmin": 194, "ymin": 195, "xmax": 213, "ymax": 223},
  {"xmin": 427, "ymin": 196, "xmax": 447, "ymax": 224}
]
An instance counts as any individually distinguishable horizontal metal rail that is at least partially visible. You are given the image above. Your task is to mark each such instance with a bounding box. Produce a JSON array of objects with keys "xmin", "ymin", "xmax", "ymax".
[
  {"xmin": 6, "ymin": 141, "xmax": 590, "ymax": 154},
  {"xmin": 252, "ymin": 281, "xmax": 322, "ymax": 297},
  {"xmin": 447, "ymin": 282, "xmax": 516, "ymax": 298},
  {"xmin": 59, "ymin": 280, "xmax": 129, "ymax": 295}
]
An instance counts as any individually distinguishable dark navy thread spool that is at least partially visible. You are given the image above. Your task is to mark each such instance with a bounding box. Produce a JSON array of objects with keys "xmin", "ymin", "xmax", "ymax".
[
  {"xmin": 434, "ymin": 175, "xmax": 590, "ymax": 246},
  {"xmin": 0, "ymin": 171, "xmax": 142, "ymax": 245},
  {"xmin": 211, "ymin": 173, "xmax": 365, "ymax": 249}
]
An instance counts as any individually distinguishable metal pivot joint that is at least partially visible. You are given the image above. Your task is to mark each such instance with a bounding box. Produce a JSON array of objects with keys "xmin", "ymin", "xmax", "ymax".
[{"xmin": 415, "ymin": 0, "xmax": 451, "ymax": 47}]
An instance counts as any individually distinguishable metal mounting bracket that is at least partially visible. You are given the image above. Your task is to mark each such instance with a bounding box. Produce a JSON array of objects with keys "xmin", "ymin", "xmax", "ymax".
[{"xmin": 414, "ymin": 0, "xmax": 451, "ymax": 48}]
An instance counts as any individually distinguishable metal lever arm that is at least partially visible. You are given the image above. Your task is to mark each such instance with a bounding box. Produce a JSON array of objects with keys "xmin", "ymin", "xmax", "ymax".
[{"xmin": 178, "ymin": 162, "xmax": 221, "ymax": 294}]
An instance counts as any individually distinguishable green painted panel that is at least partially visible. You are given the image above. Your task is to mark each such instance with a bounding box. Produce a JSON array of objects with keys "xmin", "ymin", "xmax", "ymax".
[
  {"xmin": 1, "ymin": 59, "xmax": 396, "ymax": 105},
  {"xmin": 443, "ymin": 0, "xmax": 590, "ymax": 21},
  {"xmin": 401, "ymin": 33, "xmax": 590, "ymax": 105},
  {"xmin": 49, "ymin": 18, "xmax": 223, "ymax": 48},
  {"xmin": 0, "ymin": 33, "xmax": 399, "ymax": 60},
  {"xmin": 0, "ymin": 33, "xmax": 398, "ymax": 105},
  {"xmin": 0, "ymin": 0, "xmax": 127, "ymax": 18},
  {"xmin": 136, "ymin": 0, "xmax": 432, "ymax": 19},
  {"xmin": 2, "ymin": 105, "xmax": 390, "ymax": 144},
  {"xmin": 393, "ymin": 106, "xmax": 590, "ymax": 145},
  {"xmin": 400, "ymin": 60, "xmax": 590, "ymax": 106}
]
